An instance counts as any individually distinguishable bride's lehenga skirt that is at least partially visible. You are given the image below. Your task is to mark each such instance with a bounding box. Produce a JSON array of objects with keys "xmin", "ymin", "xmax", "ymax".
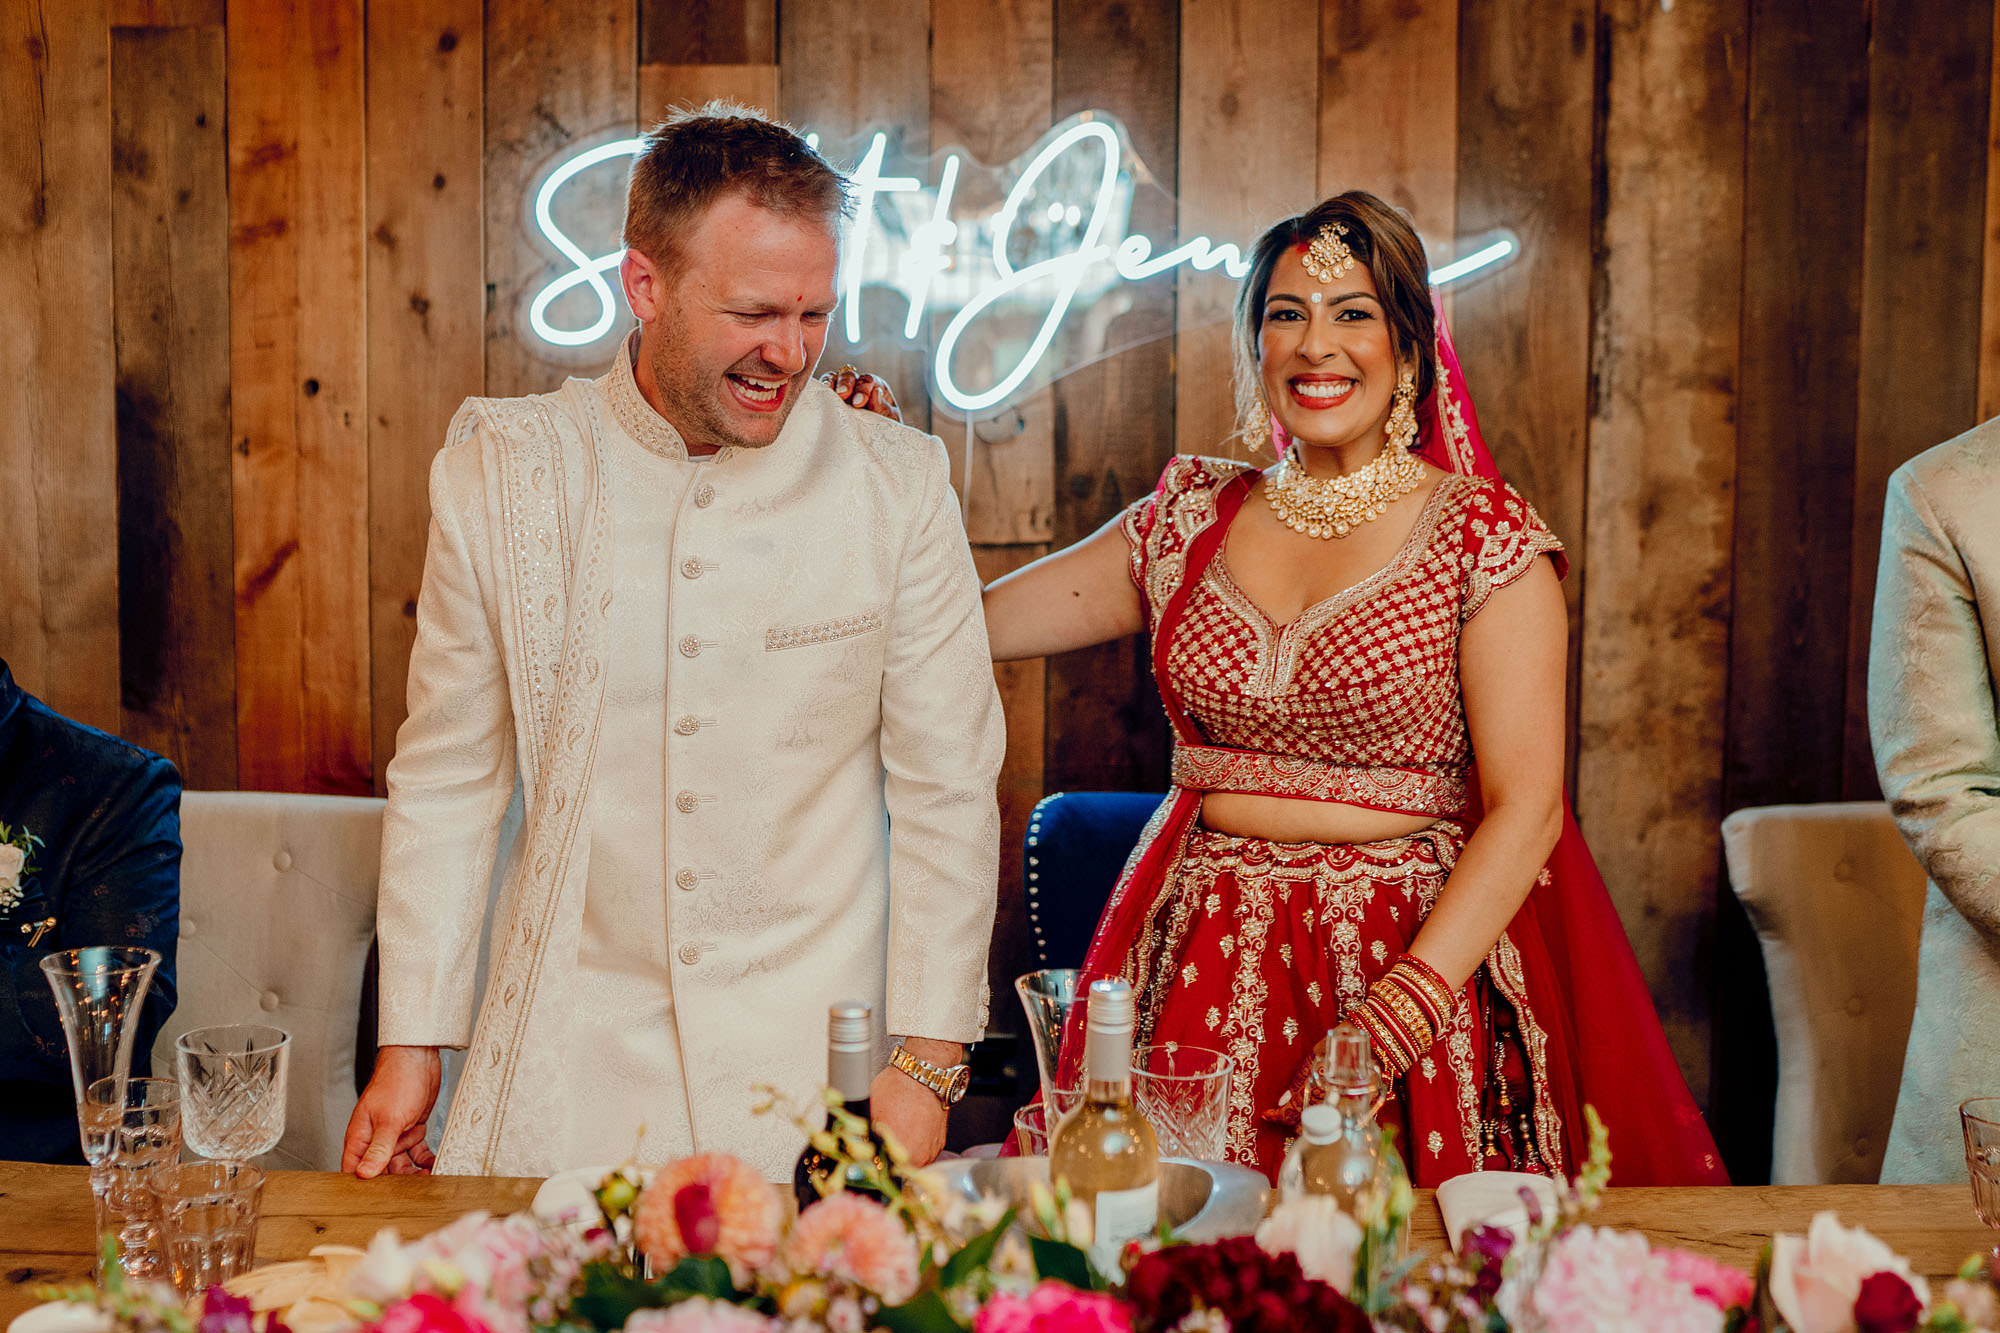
[{"xmin": 1122, "ymin": 820, "xmax": 1574, "ymax": 1184}]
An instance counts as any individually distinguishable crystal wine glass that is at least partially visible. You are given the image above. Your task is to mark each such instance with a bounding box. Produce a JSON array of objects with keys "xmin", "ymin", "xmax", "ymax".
[{"xmin": 175, "ymin": 1024, "xmax": 291, "ymax": 1161}]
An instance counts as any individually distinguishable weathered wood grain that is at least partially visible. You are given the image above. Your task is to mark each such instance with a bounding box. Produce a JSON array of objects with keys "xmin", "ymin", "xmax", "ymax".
[
  {"xmin": 111, "ymin": 23, "xmax": 237, "ymax": 789},
  {"xmin": 1844, "ymin": 0, "xmax": 1994, "ymax": 796},
  {"xmin": 0, "ymin": 0, "xmax": 121, "ymax": 732},
  {"xmin": 228, "ymin": 0, "xmax": 371, "ymax": 794},
  {"xmin": 1577, "ymin": 0, "xmax": 1748, "ymax": 1110},
  {"xmin": 1177, "ymin": 0, "xmax": 1319, "ymax": 462},
  {"xmin": 110, "ymin": 0, "xmax": 223, "ymax": 25},
  {"xmin": 366, "ymin": 0, "xmax": 485, "ymax": 794},
  {"xmin": 1318, "ymin": 0, "xmax": 1458, "ymax": 252},
  {"xmin": 780, "ymin": 0, "xmax": 933, "ymax": 433},
  {"xmin": 1046, "ymin": 0, "xmax": 1178, "ymax": 794},
  {"xmin": 933, "ymin": 0, "xmax": 1055, "ymax": 543},
  {"xmin": 1453, "ymin": 0, "xmax": 1596, "ymax": 776},
  {"xmin": 640, "ymin": 0, "xmax": 774, "ymax": 66},
  {"xmin": 638, "ymin": 63, "xmax": 781, "ymax": 121},
  {"xmin": 484, "ymin": 0, "xmax": 637, "ymax": 397}
]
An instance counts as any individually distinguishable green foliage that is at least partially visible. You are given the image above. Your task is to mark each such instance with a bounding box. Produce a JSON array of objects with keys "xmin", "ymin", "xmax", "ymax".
[
  {"xmin": 872, "ymin": 1290, "xmax": 970, "ymax": 1333},
  {"xmin": 568, "ymin": 1255, "xmax": 739, "ymax": 1327},
  {"xmin": 1028, "ymin": 1235, "xmax": 1101, "ymax": 1292},
  {"xmin": 936, "ymin": 1209, "xmax": 1016, "ymax": 1291}
]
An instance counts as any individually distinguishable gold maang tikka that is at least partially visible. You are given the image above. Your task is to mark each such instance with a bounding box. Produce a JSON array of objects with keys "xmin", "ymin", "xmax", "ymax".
[{"xmin": 1301, "ymin": 222, "xmax": 1356, "ymax": 283}]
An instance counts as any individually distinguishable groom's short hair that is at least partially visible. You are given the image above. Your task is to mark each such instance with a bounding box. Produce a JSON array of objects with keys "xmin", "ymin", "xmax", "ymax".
[{"xmin": 623, "ymin": 102, "xmax": 852, "ymax": 277}]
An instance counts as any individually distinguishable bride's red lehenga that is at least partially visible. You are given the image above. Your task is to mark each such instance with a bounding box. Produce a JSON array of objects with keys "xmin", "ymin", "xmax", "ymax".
[{"xmin": 1077, "ymin": 321, "xmax": 1727, "ymax": 1187}]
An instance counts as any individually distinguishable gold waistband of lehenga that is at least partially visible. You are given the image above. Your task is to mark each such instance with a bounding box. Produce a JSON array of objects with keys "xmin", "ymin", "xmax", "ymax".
[{"xmin": 1171, "ymin": 743, "xmax": 1468, "ymax": 818}]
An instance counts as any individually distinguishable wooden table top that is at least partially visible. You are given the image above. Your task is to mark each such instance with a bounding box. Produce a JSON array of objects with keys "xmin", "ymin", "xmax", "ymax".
[{"xmin": 3, "ymin": 1164, "xmax": 1993, "ymax": 1323}]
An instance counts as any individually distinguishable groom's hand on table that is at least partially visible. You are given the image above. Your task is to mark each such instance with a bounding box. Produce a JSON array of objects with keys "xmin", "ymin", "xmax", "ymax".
[
  {"xmin": 869, "ymin": 1036, "xmax": 961, "ymax": 1167},
  {"xmin": 344, "ymin": 1044, "xmax": 442, "ymax": 1178}
]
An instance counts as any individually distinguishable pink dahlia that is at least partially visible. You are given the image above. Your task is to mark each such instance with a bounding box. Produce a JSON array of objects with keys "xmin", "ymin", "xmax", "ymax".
[
  {"xmin": 973, "ymin": 1280, "xmax": 1136, "ymax": 1333},
  {"xmin": 1511, "ymin": 1226, "xmax": 1724, "ymax": 1333},
  {"xmin": 782, "ymin": 1193, "xmax": 921, "ymax": 1305},
  {"xmin": 634, "ymin": 1154, "xmax": 782, "ymax": 1286}
]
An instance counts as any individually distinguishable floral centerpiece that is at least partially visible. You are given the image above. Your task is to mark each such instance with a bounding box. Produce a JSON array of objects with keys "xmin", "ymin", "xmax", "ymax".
[{"xmin": 45, "ymin": 1099, "xmax": 2000, "ymax": 1333}]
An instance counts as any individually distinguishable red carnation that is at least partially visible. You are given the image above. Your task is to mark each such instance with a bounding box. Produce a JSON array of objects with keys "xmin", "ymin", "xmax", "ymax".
[{"xmin": 1854, "ymin": 1271, "xmax": 1924, "ymax": 1333}]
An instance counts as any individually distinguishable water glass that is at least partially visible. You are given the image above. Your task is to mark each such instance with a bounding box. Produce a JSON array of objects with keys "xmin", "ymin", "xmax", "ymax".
[
  {"xmin": 176, "ymin": 1025, "xmax": 290, "ymax": 1160},
  {"xmin": 1133, "ymin": 1044, "xmax": 1232, "ymax": 1161},
  {"xmin": 1963, "ymin": 1098, "xmax": 2000, "ymax": 1228},
  {"xmin": 152, "ymin": 1160, "xmax": 264, "ymax": 1297},
  {"xmin": 84, "ymin": 1076, "xmax": 181, "ymax": 1279},
  {"xmin": 1012, "ymin": 1103, "xmax": 1052, "ymax": 1156},
  {"xmin": 41, "ymin": 947, "xmax": 161, "ymax": 1149}
]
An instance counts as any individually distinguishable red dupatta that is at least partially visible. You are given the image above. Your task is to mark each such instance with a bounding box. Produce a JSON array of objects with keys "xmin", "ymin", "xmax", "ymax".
[{"xmin": 1077, "ymin": 310, "xmax": 1728, "ymax": 1186}]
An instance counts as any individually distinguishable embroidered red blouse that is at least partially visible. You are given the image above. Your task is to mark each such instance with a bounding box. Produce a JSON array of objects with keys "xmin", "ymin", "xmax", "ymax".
[{"xmin": 1120, "ymin": 457, "xmax": 1564, "ymax": 816}]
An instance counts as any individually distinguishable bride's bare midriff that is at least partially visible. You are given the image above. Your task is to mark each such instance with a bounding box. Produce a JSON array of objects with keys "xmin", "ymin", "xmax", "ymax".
[{"xmin": 1198, "ymin": 791, "xmax": 1440, "ymax": 846}]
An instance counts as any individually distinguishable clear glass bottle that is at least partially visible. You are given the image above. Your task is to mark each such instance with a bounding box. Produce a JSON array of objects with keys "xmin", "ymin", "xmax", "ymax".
[
  {"xmin": 793, "ymin": 1001, "xmax": 892, "ymax": 1211},
  {"xmin": 1049, "ymin": 978, "xmax": 1160, "ymax": 1273},
  {"xmin": 1277, "ymin": 1021, "xmax": 1406, "ymax": 1215}
]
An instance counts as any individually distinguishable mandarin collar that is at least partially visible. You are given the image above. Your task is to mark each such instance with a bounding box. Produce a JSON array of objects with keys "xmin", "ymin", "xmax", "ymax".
[{"xmin": 602, "ymin": 332, "xmax": 695, "ymax": 461}]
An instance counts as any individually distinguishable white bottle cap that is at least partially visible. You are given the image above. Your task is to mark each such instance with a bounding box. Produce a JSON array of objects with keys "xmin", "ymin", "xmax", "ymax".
[{"xmin": 1300, "ymin": 1103, "xmax": 1341, "ymax": 1145}]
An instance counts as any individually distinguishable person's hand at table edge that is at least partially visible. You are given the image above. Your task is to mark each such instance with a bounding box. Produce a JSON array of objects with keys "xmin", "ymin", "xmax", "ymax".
[
  {"xmin": 868, "ymin": 1035, "xmax": 962, "ymax": 1167},
  {"xmin": 344, "ymin": 1044, "xmax": 442, "ymax": 1178}
]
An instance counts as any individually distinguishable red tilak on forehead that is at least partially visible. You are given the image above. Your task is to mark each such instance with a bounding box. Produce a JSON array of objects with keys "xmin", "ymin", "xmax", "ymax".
[{"xmin": 1294, "ymin": 240, "xmax": 1312, "ymax": 255}]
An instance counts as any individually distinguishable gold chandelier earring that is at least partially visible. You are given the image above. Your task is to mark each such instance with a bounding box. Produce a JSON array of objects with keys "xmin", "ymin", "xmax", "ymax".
[
  {"xmin": 1386, "ymin": 368, "xmax": 1418, "ymax": 452},
  {"xmin": 1240, "ymin": 397, "xmax": 1274, "ymax": 455}
]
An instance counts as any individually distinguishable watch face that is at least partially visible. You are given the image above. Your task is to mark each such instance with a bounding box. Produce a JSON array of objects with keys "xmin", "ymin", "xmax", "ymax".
[{"xmin": 944, "ymin": 1065, "xmax": 972, "ymax": 1104}]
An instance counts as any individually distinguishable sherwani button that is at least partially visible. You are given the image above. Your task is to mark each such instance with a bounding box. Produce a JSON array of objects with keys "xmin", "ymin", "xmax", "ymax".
[
  {"xmin": 273, "ymin": 850, "xmax": 293, "ymax": 872},
  {"xmin": 694, "ymin": 484, "xmax": 715, "ymax": 508},
  {"xmin": 674, "ymin": 715, "xmax": 701, "ymax": 736},
  {"xmin": 676, "ymin": 790, "xmax": 699, "ymax": 814},
  {"xmin": 681, "ymin": 558, "xmax": 704, "ymax": 579},
  {"xmin": 675, "ymin": 868, "xmax": 699, "ymax": 890},
  {"xmin": 677, "ymin": 944, "xmax": 701, "ymax": 965},
  {"xmin": 678, "ymin": 636, "xmax": 702, "ymax": 658}
]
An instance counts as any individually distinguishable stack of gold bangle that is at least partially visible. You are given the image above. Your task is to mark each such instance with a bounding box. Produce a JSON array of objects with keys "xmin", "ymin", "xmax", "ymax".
[{"xmin": 1353, "ymin": 954, "xmax": 1461, "ymax": 1080}]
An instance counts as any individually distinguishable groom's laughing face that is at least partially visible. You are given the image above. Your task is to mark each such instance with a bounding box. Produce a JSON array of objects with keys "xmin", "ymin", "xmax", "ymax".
[{"xmin": 639, "ymin": 191, "xmax": 840, "ymax": 452}]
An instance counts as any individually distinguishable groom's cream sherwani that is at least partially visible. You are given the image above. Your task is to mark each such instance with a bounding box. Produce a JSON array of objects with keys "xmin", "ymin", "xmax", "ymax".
[
  {"xmin": 1873, "ymin": 419, "xmax": 2000, "ymax": 1183},
  {"xmin": 375, "ymin": 338, "xmax": 1004, "ymax": 1178}
]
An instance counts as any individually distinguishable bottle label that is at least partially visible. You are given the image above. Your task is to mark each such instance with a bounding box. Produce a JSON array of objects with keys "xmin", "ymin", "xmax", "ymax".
[{"xmin": 1089, "ymin": 1180, "xmax": 1159, "ymax": 1273}]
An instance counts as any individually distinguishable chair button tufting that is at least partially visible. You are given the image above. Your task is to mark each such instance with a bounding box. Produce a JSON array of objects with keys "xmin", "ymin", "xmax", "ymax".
[
  {"xmin": 273, "ymin": 850, "xmax": 293, "ymax": 872},
  {"xmin": 259, "ymin": 991, "xmax": 280, "ymax": 1012},
  {"xmin": 1833, "ymin": 855, "xmax": 1856, "ymax": 882},
  {"xmin": 180, "ymin": 918, "xmax": 196, "ymax": 939},
  {"xmin": 1854, "ymin": 1135, "xmax": 1869, "ymax": 1158},
  {"xmin": 677, "ymin": 944, "xmax": 701, "ymax": 965}
]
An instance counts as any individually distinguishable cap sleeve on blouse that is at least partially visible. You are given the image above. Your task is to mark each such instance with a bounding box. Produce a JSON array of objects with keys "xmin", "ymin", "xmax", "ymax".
[
  {"xmin": 1120, "ymin": 454, "xmax": 1255, "ymax": 623},
  {"xmin": 1460, "ymin": 478, "xmax": 1567, "ymax": 622}
]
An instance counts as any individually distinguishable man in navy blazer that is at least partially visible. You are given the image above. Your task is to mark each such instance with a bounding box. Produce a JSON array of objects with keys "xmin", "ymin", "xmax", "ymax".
[{"xmin": 0, "ymin": 659, "xmax": 181, "ymax": 1162}]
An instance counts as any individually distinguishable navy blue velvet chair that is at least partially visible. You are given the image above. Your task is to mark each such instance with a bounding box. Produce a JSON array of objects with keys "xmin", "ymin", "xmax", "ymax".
[{"xmin": 1023, "ymin": 792, "xmax": 1168, "ymax": 970}]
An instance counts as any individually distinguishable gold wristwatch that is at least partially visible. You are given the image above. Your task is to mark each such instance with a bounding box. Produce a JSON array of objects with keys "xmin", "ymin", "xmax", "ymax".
[{"xmin": 889, "ymin": 1044, "xmax": 971, "ymax": 1106}]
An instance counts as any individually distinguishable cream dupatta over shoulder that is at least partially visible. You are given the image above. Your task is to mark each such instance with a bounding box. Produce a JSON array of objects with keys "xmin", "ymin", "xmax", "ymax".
[{"xmin": 375, "ymin": 347, "xmax": 1005, "ymax": 1177}]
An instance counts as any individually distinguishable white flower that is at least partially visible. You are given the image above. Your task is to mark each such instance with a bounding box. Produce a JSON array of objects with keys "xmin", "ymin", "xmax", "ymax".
[
  {"xmin": 1768, "ymin": 1213, "xmax": 1931, "ymax": 1333},
  {"xmin": 347, "ymin": 1227, "xmax": 416, "ymax": 1303},
  {"xmin": 0, "ymin": 843, "xmax": 25, "ymax": 908},
  {"xmin": 1254, "ymin": 1195, "xmax": 1363, "ymax": 1294}
]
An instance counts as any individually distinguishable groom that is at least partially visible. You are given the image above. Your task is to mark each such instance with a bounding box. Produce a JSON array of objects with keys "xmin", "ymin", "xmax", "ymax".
[{"xmin": 343, "ymin": 104, "xmax": 1003, "ymax": 1180}]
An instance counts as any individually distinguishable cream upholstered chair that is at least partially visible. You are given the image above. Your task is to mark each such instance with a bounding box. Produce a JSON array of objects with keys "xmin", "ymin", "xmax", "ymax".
[
  {"xmin": 1722, "ymin": 801, "xmax": 1927, "ymax": 1184},
  {"xmin": 154, "ymin": 791, "xmax": 384, "ymax": 1171}
]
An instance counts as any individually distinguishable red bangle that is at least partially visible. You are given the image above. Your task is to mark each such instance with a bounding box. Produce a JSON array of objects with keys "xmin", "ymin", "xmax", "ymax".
[{"xmin": 1391, "ymin": 954, "xmax": 1457, "ymax": 1031}]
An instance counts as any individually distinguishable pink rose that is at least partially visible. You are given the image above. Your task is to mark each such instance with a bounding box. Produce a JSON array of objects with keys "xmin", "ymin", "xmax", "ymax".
[
  {"xmin": 1768, "ymin": 1215, "xmax": 1932, "ymax": 1333},
  {"xmin": 972, "ymin": 1281, "xmax": 1135, "ymax": 1333},
  {"xmin": 1658, "ymin": 1249, "xmax": 1755, "ymax": 1312},
  {"xmin": 372, "ymin": 1293, "xmax": 492, "ymax": 1333}
]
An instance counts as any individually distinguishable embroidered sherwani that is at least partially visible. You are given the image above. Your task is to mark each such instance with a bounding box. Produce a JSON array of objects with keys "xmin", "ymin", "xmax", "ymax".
[
  {"xmin": 376, "ymin": 340, "xmax": 1004, "ymax": 1178},
  {"xmin": 1873, "ymin": 421, "xmax": 2000, "ymax": 1183}
]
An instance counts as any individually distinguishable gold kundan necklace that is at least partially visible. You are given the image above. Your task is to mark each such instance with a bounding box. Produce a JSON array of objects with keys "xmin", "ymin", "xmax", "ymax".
[{"xmin": 1264, "ymin": 443, "xmax": 1426, "ymax": 539}]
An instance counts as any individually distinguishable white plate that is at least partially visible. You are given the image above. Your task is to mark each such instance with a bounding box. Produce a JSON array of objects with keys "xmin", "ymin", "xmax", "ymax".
[
  {"xmin": 7, "ymin": 1302, "xmax": 113, "ymax": 1333},
  {"xmin": 531, "ymin": 1163, "xmax": 654, "ymax": 1228}
]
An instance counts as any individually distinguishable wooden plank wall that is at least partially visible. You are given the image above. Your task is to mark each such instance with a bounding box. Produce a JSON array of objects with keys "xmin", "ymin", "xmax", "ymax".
[{"xmin": 5, "ymin": 0, "xmax": 1999, "ymax": 1179}]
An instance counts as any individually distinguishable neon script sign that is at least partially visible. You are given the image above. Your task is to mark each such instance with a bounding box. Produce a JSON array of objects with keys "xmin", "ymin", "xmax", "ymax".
[{"xmin": 527, "ymin": 113, "xmax": 1518, "ymax": 416}]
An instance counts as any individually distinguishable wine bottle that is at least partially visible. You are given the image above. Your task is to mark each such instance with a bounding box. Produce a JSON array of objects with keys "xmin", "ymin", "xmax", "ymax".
[
  {"xmin": 1048, "ymin": 978, "xmax": 1160, "ymax": 1273},
  {"xmin": 793, "ymin": 1000, "xmax": 892, "ymax": 1211}
]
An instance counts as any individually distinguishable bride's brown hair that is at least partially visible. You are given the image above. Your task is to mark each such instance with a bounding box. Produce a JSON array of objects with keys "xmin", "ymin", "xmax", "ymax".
[{"xmin": 1231, "ymin": 191, "xmax": 1437, "ymax": 445}]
